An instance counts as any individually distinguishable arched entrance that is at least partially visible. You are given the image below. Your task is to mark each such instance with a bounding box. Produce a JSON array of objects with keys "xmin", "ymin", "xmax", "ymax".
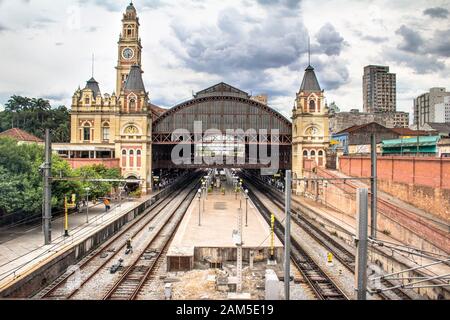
[
  {"xmin": 124, "ymin": 174, "xmax": 140, "ymax": 193},
  {"xmin": 152, "ymin": 82, "xmax": 292, "ymax": 170}
]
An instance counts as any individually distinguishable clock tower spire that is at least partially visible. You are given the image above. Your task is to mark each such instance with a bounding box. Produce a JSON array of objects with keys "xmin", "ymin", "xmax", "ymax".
[{"xmin": 116, "ymin": 2, "xmax": 142, "ymax": 94}]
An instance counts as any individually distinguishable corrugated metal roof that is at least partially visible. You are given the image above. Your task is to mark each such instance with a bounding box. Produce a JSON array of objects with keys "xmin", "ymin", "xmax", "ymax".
[{"xmin": 382, "ymin": 136, "xmax": 440, "ymax": 148}]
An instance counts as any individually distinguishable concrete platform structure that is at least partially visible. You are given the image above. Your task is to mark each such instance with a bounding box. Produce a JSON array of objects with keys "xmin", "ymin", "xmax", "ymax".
[
  {"xmin": 0, "ymin": 189, "xmax": 170, "ymax": 298},
  {"xmin": 167, "ymin": 187, "xmax": 283, "ymax": 272}
]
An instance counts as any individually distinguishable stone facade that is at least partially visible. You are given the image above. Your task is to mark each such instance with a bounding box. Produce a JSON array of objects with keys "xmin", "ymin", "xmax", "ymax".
[{"xmin": 67, "ymin": 3, "xmax": 153, "ymax": 193}]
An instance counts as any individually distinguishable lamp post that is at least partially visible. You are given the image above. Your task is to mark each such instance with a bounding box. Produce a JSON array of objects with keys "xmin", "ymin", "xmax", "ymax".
[
  {"xmin": 84, "ymin": 187, "xmax": 91, "ymax": 224},
  {"xmin": 197, "ymin": 189, "xmax": 202, "ymax": 226},
  {"xmin": 245, "ymin": 189, "xmax": 249, "ymax": 227}
]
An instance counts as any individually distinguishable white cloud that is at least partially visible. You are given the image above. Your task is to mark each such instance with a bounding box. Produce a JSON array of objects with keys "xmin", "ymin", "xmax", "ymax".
[{"xmin": 0, "ymin": 0, "xmax": 448, "ymax": 121}]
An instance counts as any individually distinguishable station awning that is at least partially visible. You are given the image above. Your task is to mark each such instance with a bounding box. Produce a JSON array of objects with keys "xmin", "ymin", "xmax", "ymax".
[{"xmin": 52, "ymin": 144, "xmax": 115, "ymax": 152}]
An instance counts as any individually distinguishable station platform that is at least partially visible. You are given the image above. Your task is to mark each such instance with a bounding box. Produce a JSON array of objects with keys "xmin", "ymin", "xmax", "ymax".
[
  {"xmin": 0, "ymin": 194, "xmax": 156, "ymax": 296},
  {"xmin": 167, "ymin": 184, "xmax": 283, "ymax": 272}
]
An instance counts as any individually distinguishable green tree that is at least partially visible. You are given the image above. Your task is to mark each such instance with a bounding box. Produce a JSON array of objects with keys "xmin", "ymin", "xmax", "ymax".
[
  {"xmin": 0, "ymin": 95, "xmax": 70, "ymax": 142},
  {"xmin": 74, "ymin": 165, "xmax": 121, "ymax": 200}
]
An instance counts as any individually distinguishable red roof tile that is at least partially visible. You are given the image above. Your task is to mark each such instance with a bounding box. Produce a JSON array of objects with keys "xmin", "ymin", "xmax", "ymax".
[{"xmin": 0, "ymin": 128, "xmax": 43, "ymax": 142}]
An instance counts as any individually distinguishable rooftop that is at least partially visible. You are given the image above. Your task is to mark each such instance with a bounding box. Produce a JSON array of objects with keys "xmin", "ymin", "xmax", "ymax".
[
  {"xmin": 0, "ymin": 128, "xmax": 43, "ymax": 143},
  {"xmin": 123, "ymin": 65, "xmax": 146, "ymax": 92},
  {"xmin": 84, "ymin": 77, "xmax": 101, "ymax": 97},
  {"xmin": 299, "ymin": 65, "xmax": 321, "ymax": 93}
]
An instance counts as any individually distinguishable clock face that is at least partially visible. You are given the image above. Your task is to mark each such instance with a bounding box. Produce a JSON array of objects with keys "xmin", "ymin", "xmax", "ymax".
[
  {"xmin": 122, "ymin": 48, "xmax": 134, "ymax": 60},
  {"xmin": 306, "ymin": 127, "xmax": 319, "ymax": 136}
]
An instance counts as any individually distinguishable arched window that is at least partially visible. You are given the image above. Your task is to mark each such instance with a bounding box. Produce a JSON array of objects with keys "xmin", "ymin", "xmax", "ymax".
[
  {"xmin": 309, "ymin": 100, "xmax": 316, "ymax": 112},
  {"xmin": 129, "ymin": 99, "xmax": 136, "ymax": 112},
  {"xmin": 82, "ymin": 122, "xmax": 91, "ymax": 141},
  {"xmin": 129, "ymin": 149, "xmax": 135, "ymax": 167},
  {"xmin": 102, "ymin": 122, "xmax": 110, "ymax": 141},
  {"xmin": 136, "ymin": 150, "xmax": 142, "ymax": 168},
  {"xmin": 303, "ymin": 150, "xmax": 308, "ymax": 157},
  {"xmin": 318, "ymin": 150, "xmax": 323, "ymax": 156},
  {"xmin": 310, "ymin": 150, "xmax": 316, "ymax": 157},
  {"xmin": 121, "ymin": 149, "xmax": 127, "ymax": 167}
]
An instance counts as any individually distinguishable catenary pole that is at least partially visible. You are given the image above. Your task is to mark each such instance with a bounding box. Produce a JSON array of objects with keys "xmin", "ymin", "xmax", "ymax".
[
  {"xmin": 355, "ymin": 188, "xmax": 369, "ymax": 300},
  {"xmin": 43, "ymin": 129, "xmax": 52, "ymax": 245},
  {"xmin": 370, "ymin": 134, "xmax": 377, "ymax": 239},
  {"xmin": 284, "ymin": 170, "xmax": 292, "ymax": 300}
]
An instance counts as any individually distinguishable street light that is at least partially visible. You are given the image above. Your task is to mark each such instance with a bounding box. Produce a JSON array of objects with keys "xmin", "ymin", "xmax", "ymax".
[
  {"xmin": 197, "ymin": 189, "xmax": 202, "ymax": 226},
  {"xmin": 84, "ymin": 187, "xmax": 91, "ymax": 224}
]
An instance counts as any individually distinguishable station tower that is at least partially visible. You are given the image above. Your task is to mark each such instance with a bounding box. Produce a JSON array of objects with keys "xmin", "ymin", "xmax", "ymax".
[{"xmin": 291, "ymin": 64, "xmax": 330, "ymax": 193}]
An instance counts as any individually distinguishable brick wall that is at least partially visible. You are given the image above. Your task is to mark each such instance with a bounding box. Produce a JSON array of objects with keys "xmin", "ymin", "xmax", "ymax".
[
  {"xmin": 66, "ymin": 158, "xmax": 120, "ymax": 170},
  {"xmin": 339, "ymin": 155, "xmax": 450, "ymax": 222}
]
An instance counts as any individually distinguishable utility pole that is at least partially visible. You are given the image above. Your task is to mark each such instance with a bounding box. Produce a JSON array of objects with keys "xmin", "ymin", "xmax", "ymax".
[
  {"xmin": 236, "ymin": 207, "xmax": 243, "ymax": 293},
  {"xmin": 42, "ymin": 129, "xmax": 52, "ymax": 245},
  {"xmin": 85, "ymin": 187, "xmax": 91, "ymax": 223},
  {"xmin": 284, "ymin": 170, "xmax": 292, "ymax": 300},
  {"xmin": 197, "ymin": 189, "xmax": 201, "ymax": 226},
  {"xmin": 370, "ymin": 134, "xmax": 377, "ymax": 239},
  {"xmin": 355, "ymin": 188, "xmax": 369, "ymax": 300},
  {"xmin": 244, "ymin": 189, "xmax": 249, "ymax": 227}
]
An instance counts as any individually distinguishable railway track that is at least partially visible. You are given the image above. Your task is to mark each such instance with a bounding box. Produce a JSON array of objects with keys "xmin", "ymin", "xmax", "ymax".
[
  {"xmin": 246, "ymin": 186, "xmax": 349, "ymax": 300},
  {"xmin": 34, "ymin": 172, "xmax": 201, "ymax": 300},
  {"xmin": 102, "ymin": 184, "xmax": 198, "ymax": 300},
  {"xmin": 242, "ymin": 171, "xmax": 413, "ymax": 300}
]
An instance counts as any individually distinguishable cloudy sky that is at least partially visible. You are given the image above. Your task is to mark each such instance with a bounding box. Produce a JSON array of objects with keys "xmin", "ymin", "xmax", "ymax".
[{"xmin": 0, "ymin": 0, "xmax": 449, "ymax": 120}]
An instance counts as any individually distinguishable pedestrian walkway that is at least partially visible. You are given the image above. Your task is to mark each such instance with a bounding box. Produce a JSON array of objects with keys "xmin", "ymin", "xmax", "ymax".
[{"xmin": 0, "ymin": 199, "xmax": 142, "ymax": 291}]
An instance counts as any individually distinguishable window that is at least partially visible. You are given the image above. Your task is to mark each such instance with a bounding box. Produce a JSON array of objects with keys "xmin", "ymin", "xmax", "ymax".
[
  {"xmin": 303, "ymin": 150, "xmax": 308, "ymax": 157},
  {"xmin": 102, "ymin": 126, "xmax": 110, "ymax": 141},
  {"xmin": 129, "ymin": 99, "xmax": 136, "ymax": 112},
  {"xmin": 318, "ymin": 150, "xmax": 324, "ymax": 156},
  {"xmin": 310, "ymin": 150, "xmax": 316, "ymax": 157},
  {"xmin": 85, "ymin": 97, "xmax": 90, "ymax": 105},
  {"xmin": 309, "ymin": 100, "xmax": 316, "ymax": 112},
  {"xmin": 122, "ymin": 149, "xmax": 127, "ymax": 155},
  {"xmin": 129, "ymin": 150, "xmax": 134, "ymax": 156},
  {"xmin": 83, "ymin": 127, "xmax": 91, "ymax": 141}
]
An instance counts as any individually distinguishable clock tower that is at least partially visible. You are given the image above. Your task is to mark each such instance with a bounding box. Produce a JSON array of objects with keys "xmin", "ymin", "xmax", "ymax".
[
  {"xmin": 116, "ymin": 2, "xmax": 142, "ymax": 94},
  {"xmin": 292, "ymin": 64, "xmax": 330, "ymax": 194}
]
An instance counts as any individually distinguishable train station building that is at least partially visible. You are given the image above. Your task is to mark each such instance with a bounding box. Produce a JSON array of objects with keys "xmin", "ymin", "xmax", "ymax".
[{"xmin": 54, "ymin": 2, "xmax": 330, "ymax": 194}]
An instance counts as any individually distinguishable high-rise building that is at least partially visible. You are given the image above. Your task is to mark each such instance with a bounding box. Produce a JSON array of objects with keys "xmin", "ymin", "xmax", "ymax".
[
  {"xmin": 434, "ymin": 96, "xmax": 450, "ymax": 123},
  {"xmin": 363, "ymin": 65, "xmax": 396, "ymax": 113},
  {"xmin": 414, "ymin": 88, "xmax": 450, "ymax": 127}
]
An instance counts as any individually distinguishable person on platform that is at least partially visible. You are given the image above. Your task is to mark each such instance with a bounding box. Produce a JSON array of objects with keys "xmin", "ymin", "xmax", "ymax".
[{"xmin": 104, "ymin": 198, "xmax": 111, "ymax": 212}]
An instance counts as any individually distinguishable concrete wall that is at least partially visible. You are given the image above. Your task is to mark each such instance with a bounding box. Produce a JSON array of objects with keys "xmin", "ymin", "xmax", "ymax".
[{"xmin": 339, "ymin": 155, "xmax": 450, "ymax": 222}]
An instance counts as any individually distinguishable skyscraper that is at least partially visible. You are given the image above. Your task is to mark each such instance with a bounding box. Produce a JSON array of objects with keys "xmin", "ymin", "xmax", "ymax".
[
  {"xmin": 414, "ymin": 88, "xmax": 450, "ymax": 127},
  {"xmin": 363, "ymin": 65, "xmax": 396, "ymax": 113}
]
